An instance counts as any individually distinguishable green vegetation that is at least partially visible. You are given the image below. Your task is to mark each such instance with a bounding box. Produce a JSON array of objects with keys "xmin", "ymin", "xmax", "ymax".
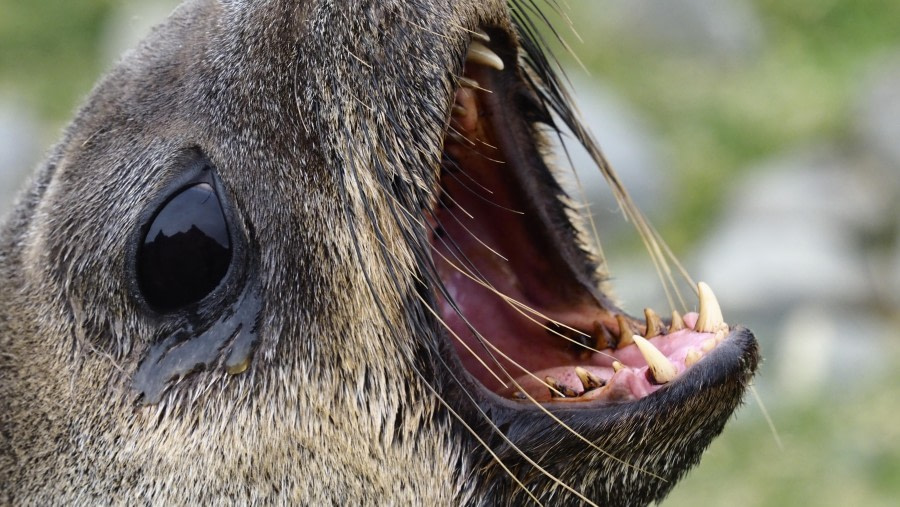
[{"xmin": 0, "ymin": 0, "xmax": 115, "ymax": 119}]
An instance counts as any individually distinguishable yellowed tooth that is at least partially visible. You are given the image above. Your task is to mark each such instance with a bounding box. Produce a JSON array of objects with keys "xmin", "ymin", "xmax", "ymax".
[
  {"xmin": 695, "ymin": 281, "xmax": 725, "ymax": 333},
  {"xmin": 466, "ymin": 41, "xmax": 505, "ymax": 70},
  {"xmin": 473, "ymin": 28, "xmax": 490, "ymax": 42},
  {"xmin": 616, "ymin": 315, "xmax": 635, "ymax": 347},
  {"xmin": 451, "ymin": 105, "xmax": 467, "ymax": 117},
  {"xmin": 643, "ymin": 308, "xmax": 663, "ymax": 338},
  {"xmin": 684, "ymin": 348, "xmax": 702, "ymax": 368},
  {"xmin": 632, "ymin": 335, "xmax": 678, "ymax": 384},
  {"xmin": 612, "ymin": 361, "xmax": 624, "ymax": 373},
  {"xmin": 670, "ymin": 310, "xmax": 685, "ymax": 332},
  {"xmin": 701, "ymin": 338, "xmax": 716, "ymax": 353},
  {"xmin": 458, "ymin": 76, "xmax": 480, "ymax": 89},
  {"xmin": 574, "ymin": 366, "xmax": 604, "ymax": 391},
  {"xmin": 545, "ymin": 376, "xmax": 576, "ymax": 398}
]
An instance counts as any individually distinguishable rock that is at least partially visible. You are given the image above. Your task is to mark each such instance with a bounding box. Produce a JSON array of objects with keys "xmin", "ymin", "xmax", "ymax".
[
  {"xmin": 695, "ymin": 146, "xmax": 880, "ymax": 312},
  {"xmin": 553, "ymin": 78, "xmax": 670, "ymax": 239},
  {"xmin": 854, "ymin": 54, "xmax": 900, "ymax": 186},
  {"xmin": 0, "ymin": 98, "xmax": 40, "ymax": 216},
  {"xmin": 590, "ymin": 0, "xmax": 764, "ymax": 65}
]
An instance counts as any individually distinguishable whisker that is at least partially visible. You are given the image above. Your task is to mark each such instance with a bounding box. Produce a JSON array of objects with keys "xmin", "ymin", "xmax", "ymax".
[{"xmin": 442, "ymin": 155, "xmax": 495, "ymax": 195}]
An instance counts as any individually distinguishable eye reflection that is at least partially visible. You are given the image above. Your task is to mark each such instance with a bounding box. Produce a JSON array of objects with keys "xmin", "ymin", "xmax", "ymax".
[{"xmin": 138, "ymin": 182, "xmax": 232, "ymax": 312}]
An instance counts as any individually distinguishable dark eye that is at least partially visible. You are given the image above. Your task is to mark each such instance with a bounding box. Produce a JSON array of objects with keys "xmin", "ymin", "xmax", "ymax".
[{"xmin": 137, "ymin": 182, "xmax": 232, "ymax": 312}]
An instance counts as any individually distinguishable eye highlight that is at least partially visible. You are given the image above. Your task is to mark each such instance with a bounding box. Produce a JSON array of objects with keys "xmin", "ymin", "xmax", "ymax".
[{"xmin": 137, "ymin": 181, "xmax": 232, "ymax": 312}]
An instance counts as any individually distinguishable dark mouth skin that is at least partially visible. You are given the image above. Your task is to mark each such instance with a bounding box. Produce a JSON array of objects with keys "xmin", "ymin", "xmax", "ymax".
[{"xmin": 429, "ymin": 28, "xmax": 760, "ymax": 504}]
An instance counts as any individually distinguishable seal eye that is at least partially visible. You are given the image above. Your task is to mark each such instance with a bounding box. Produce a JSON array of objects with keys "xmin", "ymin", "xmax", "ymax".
[{"xmin": 137, "ymin": 182, "xmax": 232, "ymax": 312}]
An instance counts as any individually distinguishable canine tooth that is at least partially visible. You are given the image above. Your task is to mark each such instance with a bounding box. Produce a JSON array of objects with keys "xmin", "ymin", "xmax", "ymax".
[
  {"xmin": 615, "ymin": 315, "xmax": 635, "ymax": 347},
  {"xmin": 695, "ymin": 282, "xmax": 725, "ymax": 332},
  {"xmin": 466, "ymin": 42, "xmax": 505, "ymax": 70},
  {"xmin": 574, "ymin": 366, "xmax": 605, "ymax": 391},
  {"xmin": 632, "ymin": 335, "xmax": 678, "ymax": 384},
  {"xmin": 684, "ymin": 348, "xmax": 702, "ymax": 368},
  {"xmin": 473, "ymin": 28, "xmax": 490, "ymax": 42},
  {"xmin": 458, "ymin": 76, "xmax": 480, "ymax": 89},
  {"xmin": 612, "ymin": 361, "xmax": 624, "ymax": 373},
  {"xmin": 670, "ymin": 310, "xmax": 685, "ymax": 332},
  {"xmin": 643, "ymin": 308, "xmax": 663, "ymax": 338}
]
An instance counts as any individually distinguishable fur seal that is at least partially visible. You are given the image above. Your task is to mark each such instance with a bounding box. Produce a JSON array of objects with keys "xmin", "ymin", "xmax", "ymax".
[{"xmin": 0, "ymin": 1, "xmax": 759, "ymax": 504}]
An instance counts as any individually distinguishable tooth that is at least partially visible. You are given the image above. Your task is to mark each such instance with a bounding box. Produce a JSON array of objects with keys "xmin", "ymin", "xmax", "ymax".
[
  {"xmin": 458, "ymin": 76, "xmax": 480, "ymax": 89},
  {"xmin": 643, "ymin": 308, "xmax": 663, "ymax": 338},
  {"xmin": 701, "ymin": 338, "xmax": 716, "ymax": 353},
  {"xmin": 695, "ymin": 282, "xmax": 725, "ymax": 332},
  {"xmin": 632, "ymin": 335, "xmax": 678, "ymax": 384},
  {"xmin": 612, "ymin": 361, "xmax": 624, "ymax": 373},
  {"xmin": 512, "ymin": 391, "xmax": 527, "ymax": 400},
  {"xmin": 684, "ymin": 348, "xmax": 702, "ymax": 368},
  {"xmin": 466, "ymin": 41, "xmax": 505, "ymax": 70},
  {"xmin": 670, "ymin": 310, "xmax": 685, "ymax": 332},
  {"xmin": 451, "ymin": 105, "xmax": 467, "ymax": 117},
  {"xmin": 592, "ymin": 321, "xmax": 612, "ymax": 350},
  {"xmin": 473, "ymin": 28, "xmax": 490, "ymax": 42},
  {"xmin": 615, "ymin": 315, "xmax": 635, "ymax": 347},
  {"xmin": 574, "ymin": 366, "xmax": 605, "ymax": 391},
  {"xmin": 545, "ymin": 376, "xmax": 576, "ymax": 398}
]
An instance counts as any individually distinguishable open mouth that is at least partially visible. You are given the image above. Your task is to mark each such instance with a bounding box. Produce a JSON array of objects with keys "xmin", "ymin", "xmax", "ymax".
[{"xmin": 429, "ymin": 30, "xmax": 737, "ymax": 407}]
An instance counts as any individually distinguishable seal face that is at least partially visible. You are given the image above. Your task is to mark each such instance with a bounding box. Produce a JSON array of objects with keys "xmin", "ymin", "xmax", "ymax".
[{"xmin": 0, "ymin": 1, "xmax": 759, "ymax": 504}]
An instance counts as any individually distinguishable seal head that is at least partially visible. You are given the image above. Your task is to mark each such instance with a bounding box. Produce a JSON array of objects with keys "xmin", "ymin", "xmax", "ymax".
[{"xmin": 0, "ymin": 1, "xmax": 758, "ymax": 504}]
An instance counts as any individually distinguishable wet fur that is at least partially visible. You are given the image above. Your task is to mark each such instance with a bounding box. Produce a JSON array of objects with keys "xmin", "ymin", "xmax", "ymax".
[{"xmin": 0, "ymin": 1, "xmax": 758, "ymax": 504}]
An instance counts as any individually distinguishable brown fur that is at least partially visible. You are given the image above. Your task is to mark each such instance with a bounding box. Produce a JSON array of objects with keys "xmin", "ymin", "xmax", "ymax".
[{"xmin": 0, "ymin": 1, "xmax": 758, "ymax": 504}]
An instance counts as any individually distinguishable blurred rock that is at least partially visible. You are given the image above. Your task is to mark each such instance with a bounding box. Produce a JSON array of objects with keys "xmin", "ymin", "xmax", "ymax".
[
  {"xmin": 594, "ymin": 0, "xmax": 764, "ymax": 65},
  {"xmin": 696, "ymin": 146, "xmax": 884, "ymax": 312},
  {"xmin": 775, "ymin": 305, "xmax": 890, "ymax": 401},
  {"xmin": 0, "ymin": 98, "xmax": 40, "ymax": 216},
  {"xmin": 854, "ymin": 54, "xmax": 900, "ymax": 184},
  {"xmin": 101, "ymin": 0, "xmax": 180, "ymax": 64},
  {"xmin": 554, "ymin": 78, "xmax": 671, "ymax": 237}
]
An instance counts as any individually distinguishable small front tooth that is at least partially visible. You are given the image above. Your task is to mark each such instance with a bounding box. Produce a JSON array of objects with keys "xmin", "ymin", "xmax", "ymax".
[
  {"xmin": 545, "ymin": 376, "xmax": 576, "ymax": 398},
  {"xmin": 701, "ymin": 338, "xmax": 716, "ymax": 353},
  {"xmin": 612, "ymin": 361, "xmax": 624, "ymax": 373},
  {"xmin": 670, "ymin": 310, "xmax": 685, "ymax": 332},
  {"xmin": 695, "ymin": 281, "xmax": 725, "ymax": 332},
  {"xmin": 632, "ymin": 335, "xmax": 678, "ymax": 384},
  {"xmin": 574, "ymin": 366, "xmax": 605, "ymax": 391},
  {"xmin": 593, "ymin": 321, "xmax": 612, "ymax": 350},
  {"xmin": 684, "ymin": 348, "xmax": 702, "ymax": 368},
  {"xmin": 643, "ymin": 308, "xmax": 663, "ymax": 338},
  {"xmin": 615, "ymin": 315, "xmax": 635, "ymax": 347},
  {"xmin": 473, "ymin": 28, "xmax": 490, "ymax": 42},
  {"xmin": 512, "ymin": 391, "xmax": 527, "ymax": 400},
  {"xmin": 466, "ymin": 41, "xmax": 505, "ymax": 70},
  {"xmin": 451, "ymin": 105, "xmax": 467, "ymax": 117}
]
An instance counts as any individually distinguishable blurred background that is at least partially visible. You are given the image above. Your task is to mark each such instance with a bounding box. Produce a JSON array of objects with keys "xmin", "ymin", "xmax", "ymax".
[{"xmin": 0, "ymin": 1, "xmax": 897, "ymax": 504}]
